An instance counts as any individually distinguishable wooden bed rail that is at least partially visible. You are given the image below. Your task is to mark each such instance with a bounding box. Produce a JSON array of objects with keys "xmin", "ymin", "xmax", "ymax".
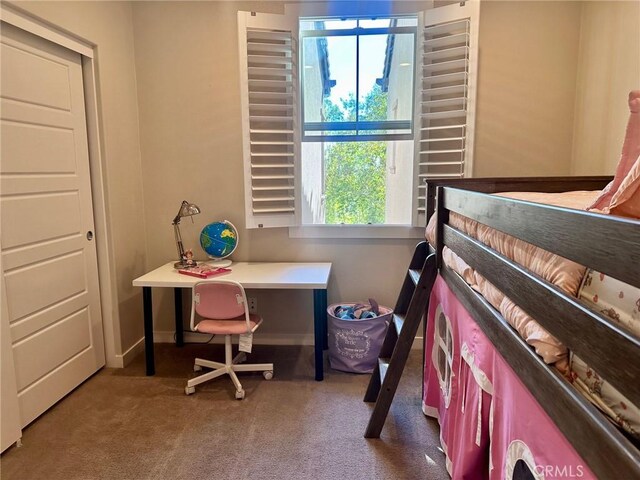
[
  {"xmin": 425, "ymin": 175, "xmax": 613, "ymax": 221},
  {"xmin": 443, "ymin": 224, "xmax": 640, "ymax": 405},
  {"xmin": 442, "ymin": 265, "xmax": 640, "ymax": 479},
  {"xmin": 433, "ymin": 183, "xmax": 640, "ymax": 479},
  {"xmin": 441, "ymin": 187, "xmax": 640, "ymax": 289}
]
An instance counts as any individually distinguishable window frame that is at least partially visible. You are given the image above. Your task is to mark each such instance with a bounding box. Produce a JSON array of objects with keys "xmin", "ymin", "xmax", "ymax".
[
  {"xmin": 299, "ymin": 19, "xmax": 418, "ymax": 143},
  {"xmin": 289, "ymin": 224, "xmax": 425, "ymax": 239}
]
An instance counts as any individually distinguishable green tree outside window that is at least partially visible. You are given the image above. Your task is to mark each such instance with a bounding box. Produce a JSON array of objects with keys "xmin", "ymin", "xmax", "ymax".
[{"xmin": 322, "ymin": 85, "xmax": 388, "ymax": 224}]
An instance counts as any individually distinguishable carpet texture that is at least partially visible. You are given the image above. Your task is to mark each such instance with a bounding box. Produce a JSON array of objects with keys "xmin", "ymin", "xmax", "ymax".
[{"xmin": 1, "ymin": 344, "xmax": 448, "ymax": 480}]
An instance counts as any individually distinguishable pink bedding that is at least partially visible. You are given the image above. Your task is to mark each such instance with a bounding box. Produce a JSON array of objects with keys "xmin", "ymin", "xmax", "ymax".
[
  {"xmin": 588, "ymin": 90, "xmax": 640, "ymax": 218},
  {"xmin": 425, "ymin": 189, "xmax": 601, "ymax": 368}
]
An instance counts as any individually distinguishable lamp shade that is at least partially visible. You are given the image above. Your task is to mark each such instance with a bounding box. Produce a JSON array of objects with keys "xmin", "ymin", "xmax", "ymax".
[
  {"xmin": 178, "ymin": 201, "xmax": 200, "ymax": 218},
  {"xmin": 173, "ymin": 200, "xmax": 200, "ymax": 224}
]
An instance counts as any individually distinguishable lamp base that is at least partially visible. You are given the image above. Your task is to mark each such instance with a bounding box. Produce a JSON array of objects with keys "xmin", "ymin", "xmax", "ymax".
[{"xmin": 174, "ymin": 260, "xmax": 198, "ymax": 269}]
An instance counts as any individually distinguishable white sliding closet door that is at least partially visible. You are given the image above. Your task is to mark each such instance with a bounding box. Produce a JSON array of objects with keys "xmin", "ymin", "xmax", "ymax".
[{"xmin": 0, "ymin": 23, "xmax": 105, "ymax": 428}]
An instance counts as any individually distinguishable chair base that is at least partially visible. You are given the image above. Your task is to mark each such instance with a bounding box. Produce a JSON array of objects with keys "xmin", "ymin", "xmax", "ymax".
[{"xmin": 185, "ymin": 335, "xmax": 273, "ymax": 399}]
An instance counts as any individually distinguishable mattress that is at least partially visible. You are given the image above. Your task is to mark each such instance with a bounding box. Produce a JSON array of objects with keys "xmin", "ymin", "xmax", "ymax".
[
  {"xmin": 425, "ymin": 189, "xmax": 640, "ymax": 440},
  {"xmin": 425, "ymin": 190, "xmax": 601, "ymax": 367}
]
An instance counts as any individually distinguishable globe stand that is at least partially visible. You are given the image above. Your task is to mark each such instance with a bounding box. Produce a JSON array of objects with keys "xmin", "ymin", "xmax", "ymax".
[{"xmin": 206, "ymin": 258, "xmax": 232, "ymax": 268}]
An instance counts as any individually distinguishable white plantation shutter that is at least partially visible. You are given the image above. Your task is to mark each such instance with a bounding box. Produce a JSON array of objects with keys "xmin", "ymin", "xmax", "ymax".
[
  {"xmin": 238, "ymin": 12, "xmax": 299, "ymax": 228},
  {"xmin": 413, "ymin": 2, "xmax": 479, "ymax": 226}
]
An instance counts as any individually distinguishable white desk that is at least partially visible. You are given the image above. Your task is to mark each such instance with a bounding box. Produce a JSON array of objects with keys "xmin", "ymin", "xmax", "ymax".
[{"xmin": 133, "ymin": 261, "xmax": 332, "ymax": 380}]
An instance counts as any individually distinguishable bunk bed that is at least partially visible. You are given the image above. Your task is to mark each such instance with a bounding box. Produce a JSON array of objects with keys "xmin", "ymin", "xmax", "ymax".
[{"xmin": 421, "ymin": 174, "xmax": 640, "ymax": 479}]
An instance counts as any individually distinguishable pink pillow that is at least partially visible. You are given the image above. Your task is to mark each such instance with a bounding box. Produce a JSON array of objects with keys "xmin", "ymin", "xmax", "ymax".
[
  {"xmin": 608, "ymin": 155, "xmax": 640, "ymax": 217},
  {"xmin": 588, "ymin": 90, "xmax": 640, "ymax": 218}
]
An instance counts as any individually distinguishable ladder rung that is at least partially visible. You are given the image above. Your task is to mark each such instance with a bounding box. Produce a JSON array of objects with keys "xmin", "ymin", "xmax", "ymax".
[
  {"xmin": 378, "ymin": 358, "xmax": 390, "ymax": 383},
  {"xmin": 408, "ymin": 269, "xmax": 421, "ymax": 286},
  {"xmin": 393, "ymin": 314, "xmax": 406, "ymax": 336}
]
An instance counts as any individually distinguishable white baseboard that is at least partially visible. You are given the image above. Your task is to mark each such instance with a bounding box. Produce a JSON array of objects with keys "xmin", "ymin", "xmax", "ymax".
[{"xmin": 113, "ymin": 336, "xmax": 145, "ymax": 368}]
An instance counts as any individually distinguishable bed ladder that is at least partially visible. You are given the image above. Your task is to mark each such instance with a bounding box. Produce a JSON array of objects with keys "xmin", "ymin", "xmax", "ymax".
[{"xmin": 363, "ymin": 241, "xmax": 437, "ymax": 438}]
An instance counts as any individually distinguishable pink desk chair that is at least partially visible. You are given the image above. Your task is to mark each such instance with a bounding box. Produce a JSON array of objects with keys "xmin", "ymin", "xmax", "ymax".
[{"xmin": 185, "ymin": 280, "xmax": 273, "ymax": 399}]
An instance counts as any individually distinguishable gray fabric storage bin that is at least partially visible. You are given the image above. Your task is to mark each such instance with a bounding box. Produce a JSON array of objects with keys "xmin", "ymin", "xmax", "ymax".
[{"xmin": 327, "ymin": 302, "xmax": 393, "ymax": 374}]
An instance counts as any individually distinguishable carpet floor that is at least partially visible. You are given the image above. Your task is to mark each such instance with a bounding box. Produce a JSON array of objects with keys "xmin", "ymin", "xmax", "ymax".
[{"xmin": 1, "ymin": 344, "xmax": 448, "ymax": 480}]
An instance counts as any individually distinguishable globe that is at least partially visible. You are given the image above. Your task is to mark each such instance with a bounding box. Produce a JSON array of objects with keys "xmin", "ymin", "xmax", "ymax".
[{"xmin": 199, "ymin": 220, "xmax": 238, "ymax": 266}]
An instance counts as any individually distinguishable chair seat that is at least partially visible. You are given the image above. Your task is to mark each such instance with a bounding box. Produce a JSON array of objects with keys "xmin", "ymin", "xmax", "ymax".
[{"xmin": 195, "ymin": 313, "xmax": 261, "ymax": 335}]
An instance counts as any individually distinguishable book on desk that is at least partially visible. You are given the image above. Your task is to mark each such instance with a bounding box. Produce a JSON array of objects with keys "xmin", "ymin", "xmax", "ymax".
[{"xmin": 178, "ymin": 265, "xmax": 231, "ymax": 278}]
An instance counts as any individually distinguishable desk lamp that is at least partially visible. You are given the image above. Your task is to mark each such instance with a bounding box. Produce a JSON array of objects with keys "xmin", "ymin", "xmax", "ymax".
[{"xmin": 172, "ymin": 200, "xmax": 201, "ymax": 268}]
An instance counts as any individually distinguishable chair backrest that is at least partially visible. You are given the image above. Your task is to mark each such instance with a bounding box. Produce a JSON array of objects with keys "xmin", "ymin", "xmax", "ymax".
[{"xmin": 192, "ymin": 280, "xmax": 247, "ymax": 321}]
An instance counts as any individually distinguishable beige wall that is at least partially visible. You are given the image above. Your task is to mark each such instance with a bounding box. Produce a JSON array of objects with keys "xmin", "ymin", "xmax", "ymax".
[
  {"xmin": 474, "ymin": 1, "xmax": 582, "ymax": 177},
  {"xmin": 132, "ymin": 1, "xmax": 416, "ymax": 341},
  {"xmin": 11, "ymin": 1, "xmax": 147, "ymax": 360},
  {"xmin": 571, "ymin": 1, "xmax": 640, "ymax": 175}
]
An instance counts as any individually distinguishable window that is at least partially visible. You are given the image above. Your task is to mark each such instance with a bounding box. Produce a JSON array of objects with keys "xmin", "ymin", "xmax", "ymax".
[
  {"xmin": 300, "ymin": 17, "xmax": 416, "ymax": 141},
  {"xmin": 301, "ymin": 139, "xmax": 414, "ymax": 225},
  {"xmin": 299, "ymin": 16, "xmax": 416, "ymax": 226},
  {"xmin": 237, "ymin": 3, "xmax": 478, "ymax": 232}
]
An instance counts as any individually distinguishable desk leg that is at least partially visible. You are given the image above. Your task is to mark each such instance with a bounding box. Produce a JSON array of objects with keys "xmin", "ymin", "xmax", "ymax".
[
  {"xmin": 143, "ymin": 287, "xmax": 155, "ymax": 376},
  {"xmin": 313, "ymin": 289, "xmax": 328, "ymax": 381},
  {"xmin": 174, "ymin": 288, "xmax": 184, "ymax": 347}
]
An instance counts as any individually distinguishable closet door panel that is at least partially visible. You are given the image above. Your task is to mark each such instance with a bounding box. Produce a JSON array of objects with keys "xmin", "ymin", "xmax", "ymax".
[{"xmin": 1, "ymin": 22, "xmax": 104, "ymax": 429}]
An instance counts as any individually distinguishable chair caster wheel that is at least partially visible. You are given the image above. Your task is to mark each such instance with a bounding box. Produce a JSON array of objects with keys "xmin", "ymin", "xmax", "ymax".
[
  {"xmin": 263, "ymin": 371, "xmax": 273, "ymax": 380},
  {"xmin": 185, "ymin": 386, "xmax": 195, "ymax": 395},
  {"xmin": 193, "ymin": 364, "xmax": 202, "ymax": 372},
  {"xmin": 235, "ymin": 389, "xmax": 245, "ymax": 400}
]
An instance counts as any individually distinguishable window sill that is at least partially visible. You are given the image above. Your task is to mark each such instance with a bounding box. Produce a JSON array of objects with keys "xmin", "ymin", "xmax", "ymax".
[{"xmin": 288, "ymin": 224, "xmax": 425, "ymax": 239}]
